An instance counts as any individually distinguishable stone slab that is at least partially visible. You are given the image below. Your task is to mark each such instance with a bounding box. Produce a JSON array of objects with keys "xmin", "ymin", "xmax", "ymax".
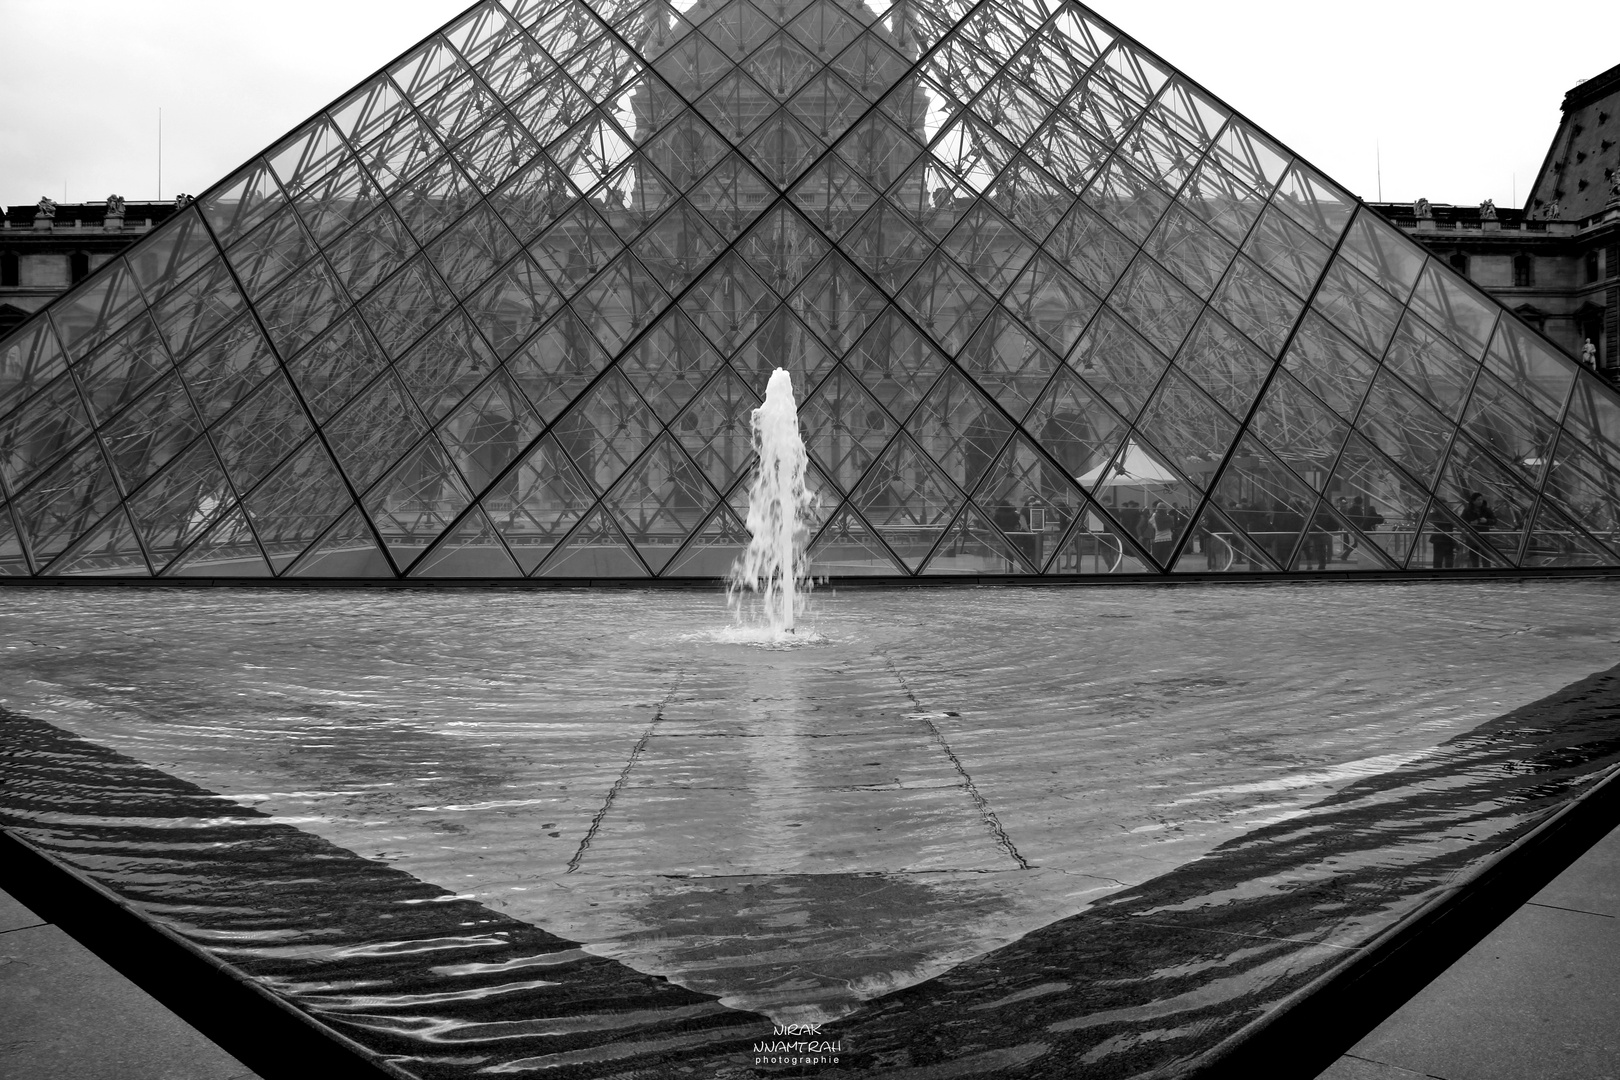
[
  {"xmin": 1332, "ymin": 901, "xmax": 1620, "ymax": 1080},
  {"xmin": 0, "ymin": 923, "xmax": 261, "ymax": 1080},
  {"xmin": 1529, "ymin": 818, "xmax": 1620, "ymax": 917},
  {"xmin": 0, "ymin": 888, "xmax": 42, "ymax": 934}
]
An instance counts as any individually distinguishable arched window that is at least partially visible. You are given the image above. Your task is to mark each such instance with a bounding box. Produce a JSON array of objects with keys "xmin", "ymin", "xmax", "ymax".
[
  {"xmin": 0, "ymin": 250, "xmax": 18, "ymax": 287},
  {"xmin": 69, "ymin": 251, "xmax": 90, "ymax": 283},
  {"xmin": 1448, "ymin": 251, "xmax": 1468, "ymax": 278},
  {"xmin": 1513, "ymin": 255, "xmax": 1533, "ymax": 287}
]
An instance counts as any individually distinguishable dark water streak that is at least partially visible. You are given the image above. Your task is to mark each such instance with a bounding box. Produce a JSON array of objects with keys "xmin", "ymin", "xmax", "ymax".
[{"xmin": 5, "ymin": 662, "xmax": 1620, "ymax": 1078}]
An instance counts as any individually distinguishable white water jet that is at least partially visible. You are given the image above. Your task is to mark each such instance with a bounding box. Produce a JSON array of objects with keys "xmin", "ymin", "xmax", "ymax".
[{"xmin": 728, "ymin": 368, "xmax": 816, "ymax": 636}]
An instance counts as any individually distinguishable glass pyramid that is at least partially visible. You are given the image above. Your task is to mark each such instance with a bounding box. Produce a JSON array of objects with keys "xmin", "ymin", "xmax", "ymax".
[{"xmin": 3, "ymin": 0, "xmax": 1618, "ymax": 581}]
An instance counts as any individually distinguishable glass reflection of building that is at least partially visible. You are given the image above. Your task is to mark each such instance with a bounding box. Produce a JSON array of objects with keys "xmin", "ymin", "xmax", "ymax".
[{"xmin": 3, "ymin": 0, "xmax": 1620, "ymax": 583}]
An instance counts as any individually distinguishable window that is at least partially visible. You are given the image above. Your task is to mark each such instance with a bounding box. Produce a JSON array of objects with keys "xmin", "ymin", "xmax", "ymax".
[
  {"xmin": 1513, "ymin": 255, "xmax": 1533, "ymax": 287},
  {"xmin": 1587, "ymin": 251, "xmax": 1601, "ymax": 283},
  {"xmin": 0, "ymin": 250, "xmax": 17, "ymax": 287},
  {"xmin": 69, "ymin": 251, "xmax": 90, "ymax": 283},
  {"xmin": 1448, "ymin": 251, "xmax": 1469, "ymax": 277}
]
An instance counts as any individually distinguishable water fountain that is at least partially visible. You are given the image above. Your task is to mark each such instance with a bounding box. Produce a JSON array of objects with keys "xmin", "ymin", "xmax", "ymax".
[{"xmin": 728, "ymin": 368, "xmax": 816, "ymax": 636}]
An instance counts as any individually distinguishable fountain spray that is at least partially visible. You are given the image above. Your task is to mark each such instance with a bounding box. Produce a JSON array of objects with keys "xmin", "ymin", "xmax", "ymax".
[{"xmin": 729, "ymin": 368, "xmax": 816, "ymax": 633}]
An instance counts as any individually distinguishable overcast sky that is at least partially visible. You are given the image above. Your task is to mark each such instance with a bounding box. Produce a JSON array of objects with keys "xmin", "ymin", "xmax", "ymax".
[{"xmin": 3, "ymin": 0, "xmax": 1617, "ymax": 212}]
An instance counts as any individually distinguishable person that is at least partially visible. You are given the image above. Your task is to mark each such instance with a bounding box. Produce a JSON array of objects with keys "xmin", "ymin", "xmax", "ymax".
[
  {"xmin": 1460, "ymin": 491, "xmax": 1496, "ymax": 568},
  {"xmin": 1430, "ymin": 515, "xmax": 1456, "ymax": 569},
  {"xmin": 1198, "ymin": 507, "xmax": 1222, "ymax": 569},
  {"xmin": 1150, "ymin": 500, "xmax": 1177, "ymax": 567},
  {"xmin": 1308, "ymin": 502, "xmax": 1334, "ymax": 569},
  {"xmin": 1116, "ymin": 501, "xmax": 1142, "ymax": 546},
  {"xmin": 992, "ymin": 500, "xmax": 1023, "ymax": 571}
]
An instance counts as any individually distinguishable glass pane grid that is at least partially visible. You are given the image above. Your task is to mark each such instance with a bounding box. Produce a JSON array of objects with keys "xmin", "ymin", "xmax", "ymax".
[{"xmin": 2, "ymin": 0, "xmax": 1616, "ymax": 578}]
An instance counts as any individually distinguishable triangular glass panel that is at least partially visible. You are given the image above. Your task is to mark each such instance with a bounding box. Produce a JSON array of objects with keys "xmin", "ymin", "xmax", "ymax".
[
  {"xmin": 0, "ymin": 321, "xmax": 69, "ymax": 426},
  {"xmin": 11, "ymin": 441, "xmax": 124, "ymax": 568},
  {"xmin": 529, "ymin": 201, "xmax": 625, "ymax": 294},
  {"xmin": 573, "ymin": 252, "xmax": 671, "ymax": 353},
  {"xmin": 1279, "ymin": 310, "xmax": 1378, "ymax": 422},
  {"xmin": 1129, "ymin": 369, "xmax": 1238, "ymax": 493},
  {"xmin": 841, "ymin": 200, "xmax": 933, "ymax": 292},
  {"xmin": 224, "ymin": 206, "xmax": 318, "ymax": 303},
  {"xmin": 503, "ymin": 307, "xmax": 610, "ymax": 425},
  {"xmin": 619, "ymin": 309, "xmax": 721, "ymax": 422},
  {"xmin": 923, "ymin": 502, "xmax": 1035, "ymax": 575},
  {"xmin": 746, "ymin": 31, "xmax": 822, "ymax": 101},
  {"xmin": 1407, "ymin": 259, "xmax": 1499, "ymax": 360},
  {"xmin": 200, "ymin": 161, "xmax": 288, "ymax": 251},
  {"xmin": 698, "ymin": 0, "xmax": 779, "ymax": 58},
  {"xmin": 359, "ymin": 255, "xmax": 455, "ymax": 359},
  {"xmin": 696, "ymin": 68, "xmax": 775, "ymax": 142},
  {"xmin": 408, "ymin": 505, "xmax": 523, "ymax": 577},
  {"xmin": 651, "ymin": 27, "xmax": 734, "ymax": 101},
  {"xmin": 673, "ymin": 367, "xmax": 760, "ymax": 493},
  {"xmin": 1179, "ymin": 155, "xmax": 1266, "ymax": 248},
  {"xmin": 1312, "ymin": 258, "xmax": 1404, "ymax": 360},
  {"xmin": 535, "ymin": 505, "xmax": 649, "ymax": 577},
  {"xmin": 127, "ymin": 206, "xmax": 217, "ymax": 304},
  {"xmin": 1520, "ymin": 496, "xmax": 1617, "ymax": 569},
  {"xmin": 1321, "ymin": 429, "xmax": 1428, "ymax": 569},
  {"xmin": 957, "ymin": 308, "xmax": 1061, "ymax": 420},
  {"xmin": 1000, "ymin": 253, "xmax": 1099, "ymax": 360},
  {"xmin": 463, "ymin": 254, "xmax": 563, "ymax": 359},
  {"xmin": 1380, "ymin": 311, "xmax": 1480, "ymax": 420},
  {"xmin": 906, "ymin": 368, "xmax": 1013, "ymax": 494},
  {"xmin": 489, "ymin": 153, "xmax": 578, "ymax": 247},
  {"xmin": 664, "ymin": 501, "xmax": 752, "ymax": 577},
  {"xmin": 1164, "ymin": 502, "xmax": 1279, "ymax": 575},
  {"xmin": 125, "ymin": 440, "xmax": 233, "ymax": 571},
  {"xmin": 835, "ymin": 112, "xmax": 925, "ymax": 193},
  {"xmin": 491, "ymin": 434, "xmax": 600, "ymax": 573},
  {"xmin": 731, "ymin": 308, "xmax": 838, "ymax": 400},
  {"xmin": 546, "ymin": 368, "xmax": 660, "ymax": 493},
  {"xmin": 283, "ymin": 312, "xmax": 386, "ymax": 423},
  {"xmin": 1460, "ymin": 371, "xmax": 1560, "ymax": 487},
  {"xmin": 1143, "ymin": 203, "xmax": 1237, "ymax": 300},
  {"xmin": 1240, "ymin": 203, "xmax": 1331, "ymax": 300},
  {"xmin": 616, "ymin": 1, "xmax": 699, "ymax": 61},
  {"xmin": 1482, "ymin": 318, "xmax": 1575, "ymax": 422},
  {"xmin": 1066, "ymin": 307, "xmax": 1171, "ymax": 424},
  {"xmin": 1025, "ymin": 106, "xmax": 1113, "ymax": 196},
  {"xmin": 742, "ymin": 109, "xmax": 826, "ymax": 189},
  {"xmin": 1409, "ymin": 498, "xmax": 1506, "ymax": 572},
  {"xmin": 842, "ymin": 309, "xmax": 947, "ymax": 422},
  {"xmin": 1272, "ymin": 161, "xmax": 1354, "ymax": 248},
  {"xmin": 1173, "ymin": 311, "xmax": 1273, "ymax": 421},
  {"xmin": 805, "ymin": 502, "xmax": 906, "ymax": 576},
  {"xmin": 41, "ymin": 506, "xmax": 149, "ymax": 577},
  {"xmin": 324, "ymin": 204, "xmax": 418, "ymax": 301},
  {"xmin": 1355, "ymin": 368, "xmax": 1458, "ymax": 489},
  {"xmin": 244, "ymin": 438, "xmax": 355, "ymax": 572},
  {"xmin": 285, "ymin": 505, "xmax": 395, "ymax": 577},
  {"xmin": 1211, "ymin": 256, "xmax": 1304, "ymax": 358},
  {"xmin": 1042, "ymin": 200, "xmax": 1138, "ymax": 300},
  {"xmin": 424, "ymin": 202, "xmax": 521, "ymax": 298},
  {"xmin": 549, "ymin": 112, "xmax": 637, "ymax": 194},
  {"xmin": 829, "ymin": 30, "xmax": 909, "ymax": 102},
  {"xmin": 172, "ymin": 311, "xmax": 278, "ymax": 425},
  {"xmin": 799, "ymin": 363, "xmax": 897, "ymax": 494},
  {"xmin": 0, "ymin": 374, "xmax": 94, "ymax": 495},
  {"xmin": 970, "ymin": 433, "xmax": 1094, "ymax": 567},
  {"xmin": 1246, "ymin": 368, "xmax": 1350, "ymax": 492},
  {"xmin": 1338, "ymin": 209, "xmax": 1425, "ymax": 303},
  {"xmin": 162, "ymin": 505, "xmax": 273, "ymax": 578},
  {"xmin": 1433, "ymin": 433, "xmax": 1538, "ymax": 566},
  {"xmin": 741, "ymin": 204, "xmax": 831, "ymax": 297},
  {"xmin": 1282, "ymin": 498, "xmax": 1395, "ymax": 573},
  {"xmin": 206, "ymin": 374, "xmax": 314, "ymax": 495},
  {"xmin": 324, "ymin": 373, "xmax": 431, "ymax": 490},
  {"xmin": 437, "ymin": 369, "xmax": 544, "ymax": 495},
  {"xmin": 602, "ymin": 434, "xmax": 719, "ymax": 574},
  {"xmin": 1106, "ymin": 255, "xmax": 1202, "ymax": 358},
  {"xmin": 940, "ymin": 202, "xmax": 1037, "ymax": 295},
  {"xmin": 99, "ymin": 374, "xmax": 206, "ymax": 495},
  {"xmin": 850, "ymin": 433, "xmax": 963, "ymax": 572},
  {"xmin": 363, "ymin": 437, "xmax": 473, "ymax": 567},
  {"xmin": 149, "ymin": 257, "xmax": 248, "ymax": 363},
  {"xmin": 787, "ymin": 68, "xmax": 865, "ymax": 144},
  {"xmin": 1026, "ymin": 366, "xmax": 1131, "ymax": 488},
  {"xmin": 633, "ymin": 201, "xmax": 727, "ymax": 291},
  {"xmin": 1082, "ymin": 158, "xmax": 1172, "ymax": 245},
  {"xmin": 1206, "ymin": 435, "xmax": 1319, "ymax": 571}
]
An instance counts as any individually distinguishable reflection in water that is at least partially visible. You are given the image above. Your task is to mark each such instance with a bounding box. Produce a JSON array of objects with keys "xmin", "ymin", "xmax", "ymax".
[{"xmin": 3, "ymin": 582, "xmax": 1620, "ymax": 1073}]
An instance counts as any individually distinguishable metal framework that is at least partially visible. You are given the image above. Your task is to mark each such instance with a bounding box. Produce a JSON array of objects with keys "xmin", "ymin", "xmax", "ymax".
[{"xmin": 3, "ymin": 0, "xmax": 1620, "ymax": 581}]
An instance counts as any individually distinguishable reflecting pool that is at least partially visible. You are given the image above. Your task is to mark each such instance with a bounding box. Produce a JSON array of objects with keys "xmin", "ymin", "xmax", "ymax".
[{"xmin": 3, "ymin": 581, "xmax": 1619, "ymax": 1076}]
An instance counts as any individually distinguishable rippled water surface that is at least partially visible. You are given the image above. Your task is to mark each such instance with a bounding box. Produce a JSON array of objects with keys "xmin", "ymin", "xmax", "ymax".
[{"xmin": 3, "ymin": 581, "xmax": 1619, "ymax": 1073}]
